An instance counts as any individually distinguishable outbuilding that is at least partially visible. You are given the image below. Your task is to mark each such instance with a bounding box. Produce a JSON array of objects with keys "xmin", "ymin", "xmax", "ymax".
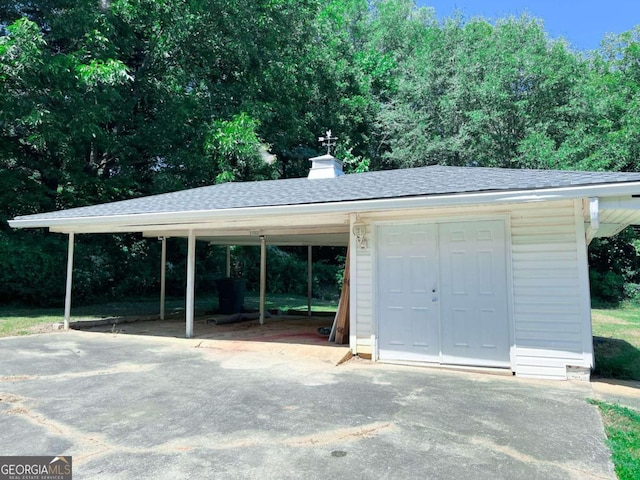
[{"xmin": 10, "ymin": 155, "xmax": 640, "ymax": 379}]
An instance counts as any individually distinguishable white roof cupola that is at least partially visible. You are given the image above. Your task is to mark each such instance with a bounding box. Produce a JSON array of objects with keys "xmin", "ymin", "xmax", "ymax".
[{"xmin": 308, "ymin": 130, "xmax": 344, "ymax": 179}]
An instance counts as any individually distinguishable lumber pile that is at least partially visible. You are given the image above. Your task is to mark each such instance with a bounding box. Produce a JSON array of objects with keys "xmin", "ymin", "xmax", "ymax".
[{"xmin": 330, "ymin": 247, "xmax": 350, "ymax": 344}]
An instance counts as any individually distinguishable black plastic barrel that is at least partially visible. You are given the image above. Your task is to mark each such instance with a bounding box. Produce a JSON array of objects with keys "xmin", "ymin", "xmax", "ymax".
[{"xmin": 215, "ymin": 278, "xmax": 246, "ymax": 314}]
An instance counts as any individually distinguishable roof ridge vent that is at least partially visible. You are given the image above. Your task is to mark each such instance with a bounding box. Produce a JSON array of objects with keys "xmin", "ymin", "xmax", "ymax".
[{"xmin": 308, "ymin": 153, "xmax": 344, "ymax": 179}]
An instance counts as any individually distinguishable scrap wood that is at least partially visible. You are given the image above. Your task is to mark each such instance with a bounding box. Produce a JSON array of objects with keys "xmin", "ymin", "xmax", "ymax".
[
  {"xmin": 334, "ymin": 247, "xmax": 350, "ymax": 344},
  {"xmin": 328, "ymin": 296, "xmax": 340, "ymax": 342},
  {"xmin": 336, "ymin": 351, "xmax": 353, "ymax": 366},
  {"xmin": 334, "ymin": 288, "xmax": 349, "ymax": 344}
]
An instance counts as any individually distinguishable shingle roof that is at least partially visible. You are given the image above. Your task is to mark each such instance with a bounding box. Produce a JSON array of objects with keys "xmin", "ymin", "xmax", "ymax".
[{"xmin": 13, "ymin": 165, "xmax": 640, "ymax": 221}]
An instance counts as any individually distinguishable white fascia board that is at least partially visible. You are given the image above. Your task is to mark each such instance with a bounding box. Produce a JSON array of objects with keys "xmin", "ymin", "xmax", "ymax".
[
  {"xmin": 142, "ymin": 225, "xmax": 349, "ymax": 238},
  {"xmin": 49, "ymin": 214, "xmax": 349, "ymax": 234},
  {"xmin": 9, "ymin": 181, "xmax": 640, "ymax": 232},
  {"xmin": 200, "ymin": 239, "xmax": 349, "ymax": 247},
  {"xmin": 599, "ymin": 196, "xmax": 640, "ymax": 210}
]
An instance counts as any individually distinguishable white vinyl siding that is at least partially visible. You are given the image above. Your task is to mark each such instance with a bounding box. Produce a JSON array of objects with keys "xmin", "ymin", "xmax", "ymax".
[
  {"xmin": 353, "ymin": 227, "xmax": 374, "ymax": 355},
  {"xmin": 353, "ymin": 199, "xmax": 592, "ymax": 378},
  {"xmin": 510, "ymin": 200, "xmax": 590, "ymax": 379},
  {"xmin": 355, "ymin": 252, "xmax": 373, "ymax": 338}
]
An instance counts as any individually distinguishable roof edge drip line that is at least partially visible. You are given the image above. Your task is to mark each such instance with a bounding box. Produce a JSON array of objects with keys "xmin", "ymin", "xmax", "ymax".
[{"xmin": 9, "ymin": 182, "xmax": 640, "ymax": 231}]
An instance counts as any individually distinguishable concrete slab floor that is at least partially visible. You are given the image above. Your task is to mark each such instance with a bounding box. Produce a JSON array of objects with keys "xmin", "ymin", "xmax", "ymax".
[
  {"xmin": 0, "ymin": 330, "xmax": 615, "ymax": 480},
  {"xmin": 74, "ymin": 315, "xmax": 350, "ymax": 365},
  {"xmin": 74, "ymin": 314, "xmax": 333, "ymax": 342}
]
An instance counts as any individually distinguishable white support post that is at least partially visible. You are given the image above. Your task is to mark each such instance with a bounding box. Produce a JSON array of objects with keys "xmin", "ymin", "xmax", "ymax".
[
  {"xmin": 63, "ymin": 232, "xmax": 75, "ymax": 330},
  {"xmin": 185, "ymin": 230, "xmax": 196, "ymax": 338},
  {"xmin": 259, "ymin": 236, "xmax": 266, "ymax": 325},
  {"xmin": 160, "ymin": 237, "xmax": 167, "ymax": 320},
  {"xmin": 226, "ymin": 245, "xmax": 231, "ymax": 277},
  {"xmin": 589, "ymin": 197, "xmax": 600, "ymax": 230},
  {"xmin": 307, "ymin": 245, "xmax": 312, "ymax": 317},
  {"xmin": 349, "ymin": 213, "xmax": 358, "ymax": 354}
]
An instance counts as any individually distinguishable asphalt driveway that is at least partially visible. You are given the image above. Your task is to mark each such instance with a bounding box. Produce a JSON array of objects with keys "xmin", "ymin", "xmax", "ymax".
[{"xmin": 0, "ymin": 331, "xmax": 614, "ymax": 479}]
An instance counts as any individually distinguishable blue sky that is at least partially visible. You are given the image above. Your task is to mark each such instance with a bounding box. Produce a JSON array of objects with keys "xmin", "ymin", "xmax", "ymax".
[{"xmin": 416, "ymin": 1, "xmax": 639, "ymax": 51}]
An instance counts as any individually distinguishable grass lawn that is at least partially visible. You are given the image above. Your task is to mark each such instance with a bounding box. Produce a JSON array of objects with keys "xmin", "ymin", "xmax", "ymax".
[
  {"xmin": 0, "ymin": 292, "xmax": 338, "ymax": 338},
  {"xmin": 591, "ymin": 304, "xmax": 640, "ymax": 479},
  {"xmin": 589, "ymin": 400, "xmax": 640, "ymax": 480}
]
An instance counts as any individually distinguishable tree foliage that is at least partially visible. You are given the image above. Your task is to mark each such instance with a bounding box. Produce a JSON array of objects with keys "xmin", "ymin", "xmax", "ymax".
[{"xmin": 1, "ymin": 0, "xmax": 639, "ymax": 305}]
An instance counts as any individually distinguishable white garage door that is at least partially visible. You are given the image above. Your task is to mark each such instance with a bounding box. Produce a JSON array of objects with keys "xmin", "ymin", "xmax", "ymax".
[
  {"xmin": 377, "ymin": 223, "xmax": 440, "ymax": 362},
  {"xmin": 377, "ymin": 220, "xmax": 510, "ymax": 368}
]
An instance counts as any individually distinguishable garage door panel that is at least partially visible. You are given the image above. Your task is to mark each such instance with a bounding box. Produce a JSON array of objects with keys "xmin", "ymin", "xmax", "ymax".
[
  {"xmin": 377, "ymin": 224, "xmax": 440, "ymax": 362},
  {"xmin": 410, "ymin": 256, "xmax": 430, "ymax": 293},
  {"xmin": 440, "ymin": 220, "xmax": 510, "ymax": 366},
  {"xmin": 377, "ymin": 220, "xmax": 510, "ymax": 368},
  {"xmin": 450, "ymin": 251, "xmax": 467, "ymax": 294},
  {"xmin": 451, "ymin": 308, "xmax": 470, "ymax": 347},
  {"xmin": 477, "ymin": 229, "xmax": 493, "ymax": 241},
  {"xmin": 410, "ymin": 231, "xmax": 429, "ymax": 246},
  {"xmin": 382, "ymin": 256, "xmax": 404, "ymax": 294},
  {"xmin": 379, "ymin": 306, "xmax": 409, "ymax": 346},
  {"xmin": 477, "ymin": 251, "xmax": 494, "ymax": 294},
  {"xmin": 384, "ymin": 231, "xmax": 403, "ymax": 246},
  {"xmin": 378, "ymin": 306, "xmax": 439, "ymax": 359},
  {"xmin": 411, "ymin": 306, "xmax": 437, "ymax": 348},
  {"xmin": 479, "ymin": 309, "xmax": 498, "ymax": 348}
]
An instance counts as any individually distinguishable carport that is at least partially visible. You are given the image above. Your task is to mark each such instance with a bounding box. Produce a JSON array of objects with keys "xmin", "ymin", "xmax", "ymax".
[
  {"xmin": 12, "ymin": 153, "xmax": 640, "ymax": 379},
  {"xmin": 45, "ymin": 204, "xmax": 350, "ymax": 339},
  {"xmin": 10, "ymin": 154, "xmax": 353, "ymax": 340}
]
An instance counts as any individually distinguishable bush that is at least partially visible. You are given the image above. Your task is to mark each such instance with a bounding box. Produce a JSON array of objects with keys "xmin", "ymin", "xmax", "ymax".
[
  {"xmin": 1, "ymin": 226, "xmax": 343, "ymax": 307},
  {"xmin": 623, "ymin": 283, "xmax": 640, "ymax": 304},
  {"xmin": 590, "ymin": 270, "xmax": 625, "ymax": 305},
  {"xmin": 228, "ymin": 245, "xmax": 342, "ymax": 298},
  {"xmin": 589, "ymin": 229, "xmax": 640, "ymax": 305},
  {"xmin": 0, "ymin": 230, "xmax": 67, "ymax": 306}
]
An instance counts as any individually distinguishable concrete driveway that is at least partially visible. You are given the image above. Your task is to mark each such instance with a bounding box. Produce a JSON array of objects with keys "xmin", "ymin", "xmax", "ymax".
[{"xmin": 0, "ymin": 331, "xmax": 614, "ymax": 479}]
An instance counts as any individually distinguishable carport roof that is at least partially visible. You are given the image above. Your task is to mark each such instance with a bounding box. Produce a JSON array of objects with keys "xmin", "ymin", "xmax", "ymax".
[{"xmin": 10, "ymin": 165, "xmax": 640, "ymax": 226}]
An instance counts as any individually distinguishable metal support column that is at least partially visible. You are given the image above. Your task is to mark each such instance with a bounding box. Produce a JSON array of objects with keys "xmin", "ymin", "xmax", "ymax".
[
  {"xmin": 185, "ymin": 230, "xmax": 196, "ymax": 338},
  {"xmin": 226, "ymin": 245, "xmax": 231, "ymax": 277},
  {"xmin": 160, "ymin": 237, "xmax": 167, "ymax": 320},
  {"xmin": 63, "ymin": 232, "xmax": 75, "ymax": 330},
  {"xmin": 259, "ymin": 236, "xmax": 266, "ymax": 325},
  {"xmin": 307, "ymin": 246, "xmax": 312, "ymax": 317}
]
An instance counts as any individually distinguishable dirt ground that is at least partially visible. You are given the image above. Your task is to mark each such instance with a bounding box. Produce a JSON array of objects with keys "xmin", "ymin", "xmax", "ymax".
[{"xmin": 69, "ymin": 314, "xmax": 351, "ymax": 365}]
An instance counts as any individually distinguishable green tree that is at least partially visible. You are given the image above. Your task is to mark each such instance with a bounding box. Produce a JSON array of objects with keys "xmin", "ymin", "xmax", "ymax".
[
  {"xmin": 0, "ymin": 1, "xmax": 323, "ymax": 304},
  {"xmin": 378, "ymin": 16, "xmax": 585, "ymax": 169},
  {"xmin": 562, "ymin": 27, "xmax": 640, "ymax": 173},
  {"xmin": 3, "ymin": 0, "xmax": 640, "ymax": 306}
]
